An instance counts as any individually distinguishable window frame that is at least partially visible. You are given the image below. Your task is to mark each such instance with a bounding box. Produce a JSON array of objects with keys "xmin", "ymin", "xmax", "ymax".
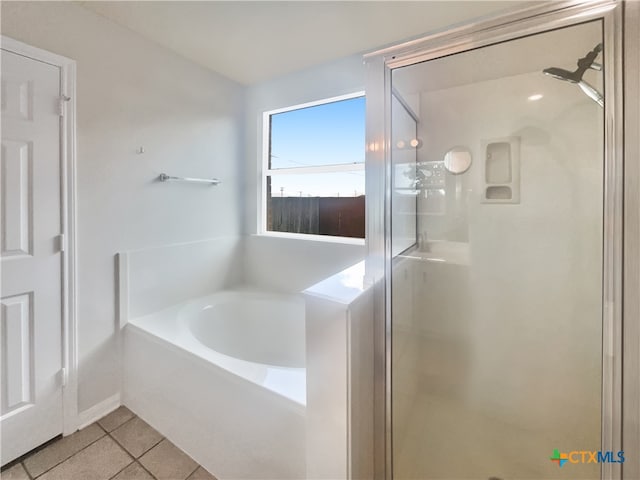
[{"xmin": 259, "ymin": 91, "xmax": 366, "ymax": 243}]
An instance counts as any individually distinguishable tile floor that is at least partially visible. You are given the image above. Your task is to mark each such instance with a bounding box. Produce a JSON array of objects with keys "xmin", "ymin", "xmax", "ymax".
[{"xmin": 1, "ymin": 407, "xmax": 217, "ymax": 480}]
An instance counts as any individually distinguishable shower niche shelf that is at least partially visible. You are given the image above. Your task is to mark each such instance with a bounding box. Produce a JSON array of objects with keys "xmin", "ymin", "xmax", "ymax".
[{"xmin": 481, "ymin": 136, "xmax": 520, "ymax": 204}]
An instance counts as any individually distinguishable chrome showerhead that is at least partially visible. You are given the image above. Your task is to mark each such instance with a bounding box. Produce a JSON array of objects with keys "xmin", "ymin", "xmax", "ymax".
[
  {"xmin": 542, "ymin": 66, "xmax": 580, "ymax": 83},
  {"xmin": 578, "ymin": 80, "xmax": 604, "ymax": 108},
  {"xmin": 542, "ymin": 43, "xmax": 604, "ymax": 107}
]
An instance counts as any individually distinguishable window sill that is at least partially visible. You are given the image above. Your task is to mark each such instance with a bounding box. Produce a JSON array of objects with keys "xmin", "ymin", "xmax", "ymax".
[{"xmin": 254, "ymin": 231, "xmax": 365, "ymax": 246}]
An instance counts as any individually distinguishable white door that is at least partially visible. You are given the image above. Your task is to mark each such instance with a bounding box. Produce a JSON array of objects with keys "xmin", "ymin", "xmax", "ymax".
[{"xmin": 1, "ymin": 48, "xmax": 64, "ymax": 465}]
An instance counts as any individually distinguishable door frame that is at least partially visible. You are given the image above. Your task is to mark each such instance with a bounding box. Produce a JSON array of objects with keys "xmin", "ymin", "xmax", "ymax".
[
  {"xmin": 364, "ymin": 0, "xmax": 631, "ymax": 478},
  {"xmin": 622, "ymin": 2, "xmax": 640, "ymax": 480},
  {"xmin": 1, "ymin": 36, "xmax": 78, "ymax": 436}
]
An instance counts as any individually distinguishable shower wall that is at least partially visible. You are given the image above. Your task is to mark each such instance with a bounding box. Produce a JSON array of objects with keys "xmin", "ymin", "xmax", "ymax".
[
  {"xmin": 421, "ymin": 71, "xmax": 602, "ymax": 422},
  {"xmin": 392, "ymin": 23, "xmax": 604, "ymax": 479}
]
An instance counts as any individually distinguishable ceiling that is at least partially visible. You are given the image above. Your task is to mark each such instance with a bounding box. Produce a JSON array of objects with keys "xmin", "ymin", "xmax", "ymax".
[{"xmin": 79, "ymin": 1, "xmax": 527, "ymax": 85}]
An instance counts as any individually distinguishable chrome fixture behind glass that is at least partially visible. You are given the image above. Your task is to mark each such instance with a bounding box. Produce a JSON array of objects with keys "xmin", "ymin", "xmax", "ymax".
[
  {"xmin": 443, "ymin": 146, "xmax": 472, "ymax": 174},
  {"xmin": 543, "ymin": 43, "xmax": 604, "ymax": 107}
]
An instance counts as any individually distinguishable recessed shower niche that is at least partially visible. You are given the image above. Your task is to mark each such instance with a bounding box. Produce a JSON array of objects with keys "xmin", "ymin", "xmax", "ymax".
[{"xmin": 482, "ymin": 136, "xmax": 520, "ymax": 203}]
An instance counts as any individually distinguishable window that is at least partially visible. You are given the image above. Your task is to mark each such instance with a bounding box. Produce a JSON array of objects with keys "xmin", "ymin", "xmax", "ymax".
[{"xmin": 262, "ymin": 93, "xmax": 365, "ymax": 239}]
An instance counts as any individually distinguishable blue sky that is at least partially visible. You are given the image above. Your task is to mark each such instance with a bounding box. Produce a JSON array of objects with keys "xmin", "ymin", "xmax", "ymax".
[{"xmin": 269, "ymin": 96, "xmax": 365, "ymax": 197}]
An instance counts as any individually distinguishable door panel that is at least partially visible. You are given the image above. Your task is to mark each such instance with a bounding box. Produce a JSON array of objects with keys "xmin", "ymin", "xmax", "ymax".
[
  {"xmin": 1, "ymin": 293, "xmax": 33, "ymax": 414},
  {"xmin": 1, "ymin": 139, "xmax": 32, "ymax": 257},
  {"xmin": 1, "ymin": 48, "xmax": 63, "ymax": 466}
]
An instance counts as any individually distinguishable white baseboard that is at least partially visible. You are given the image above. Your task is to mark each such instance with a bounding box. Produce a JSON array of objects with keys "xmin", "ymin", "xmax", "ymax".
[{"xmin": 76, "ymin": 393, "xmax": 121, "ymax": 430}]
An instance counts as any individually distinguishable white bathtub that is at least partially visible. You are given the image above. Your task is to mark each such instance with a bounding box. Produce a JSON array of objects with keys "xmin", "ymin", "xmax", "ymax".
[
  {"xmin": 187, "ymin": 292, "xmax": 304, "ymax": 366},
  {"xmin": 123, "ymin": 289, "xmax": 307, "ymax": 479},
  {"xmin": 130, "ymin": 289, "xmax": 306, "ymax": 405}
]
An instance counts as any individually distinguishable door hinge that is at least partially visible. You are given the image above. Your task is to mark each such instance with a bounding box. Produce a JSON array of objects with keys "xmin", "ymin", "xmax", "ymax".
[
  {"xmin": 56, "ymin": 233, "xmax": 66, "ymax": 253},
  {"xmin": 58, "ymin": 95, "xmax": 70, "ymax": 117},
  {"xmin": 61, "ymin": 367, "xmax": 67, "ymax": 387}
]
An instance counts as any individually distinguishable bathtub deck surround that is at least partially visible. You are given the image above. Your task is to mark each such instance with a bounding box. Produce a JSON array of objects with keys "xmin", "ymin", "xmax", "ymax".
[
  {"xmin": 1, "ymin": 406, "xmax": 216, "ymax": 480},
  {"xmin": 117, "ymin": 235, "xmax": 365, "ymax": 328},
  {"xmin": 123, "ymin": 312, "xmax": 306, "ymax": 479},
  {"xmin": 117, "ymin": 239, "xmax": 370, "ymax": 479},
  {"xmin": 119, "ymin": 240, "xmax": 311, "ymax": 479},
  {"xmin": 117, "ymin": 237, "xmax": 245, "ymax": 327},
  {"xmin": 303, "ymin": 261, "xmax": 375, "ymax": 479}
]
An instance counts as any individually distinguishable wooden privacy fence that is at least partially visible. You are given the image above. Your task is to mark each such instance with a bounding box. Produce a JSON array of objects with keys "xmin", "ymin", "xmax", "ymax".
[{"xmin": 268, "ymin": 196, "xmax": 365, "ymax": 238}]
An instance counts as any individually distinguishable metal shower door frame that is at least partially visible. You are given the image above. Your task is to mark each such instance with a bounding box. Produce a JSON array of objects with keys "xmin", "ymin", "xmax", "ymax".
[{"xmin": 363, "ymin": 1, "xmax": 625, "ymax": 479}]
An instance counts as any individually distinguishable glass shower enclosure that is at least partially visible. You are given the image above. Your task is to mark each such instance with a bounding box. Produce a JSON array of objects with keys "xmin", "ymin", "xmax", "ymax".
[{"xmin": 364, "ymin": 2, "xmax": 623, "ymax": 479}]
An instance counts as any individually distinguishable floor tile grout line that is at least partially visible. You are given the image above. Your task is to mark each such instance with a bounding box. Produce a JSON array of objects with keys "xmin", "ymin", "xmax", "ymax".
[
  {"xmin": 131, "ymin": 436, "xmax": 203, "ymax": 480},
  {"xmin": 101, "ymin": 411, "xmax": 177, "ymax": 480},
  {"xmin": 1, "ymin": 434, "xmax": 63, "ymax": 473},
  {"xmin": 185, "ymin": 463, "xmax": 201, "ymax": 480},
  {"xmin": 105, "ymin": 429, "xmax": 137, "ymax": 463},
  {"xmin": 99, "ymin": 411, "xmax": 137, "ymax": 434},
  {"xmin": 35, "ymin": 411, "xmax": 140, "ymax": 479},
  {"xmin": 19, "ymin": 413, "xmax": 203, "ymax": 480},
  {"xmin": 101, "ymin": 429, "xmax": 141, "ymax": 480},
  {"xmin": 21, "ymin": 461, "xmax": 35, "ymax": 480},
  {"xmin": 134, "ymin": 459, "xmax": 159, "ymax": 480},
  {"xmin": 104, "ymin": 429, "xmax": 160, "ymax": 480},
  {"xmin": 30, "ymin": 428, "xmax": 108, "ymax": 479},
  {"xmin": 111, "ymin": 413, "xmax": 208, "ymax": 480},
  {"xmin": 137, "ymin": 436, "xmax": 165, "ymax": 459},
  {"xmin": 106, "ymin": 459, "xmax": 157, "ymax": 480},
  {"xmin": 27, "ymin": 410, "xmax": 130, "ymax": 479},
  {"xmin": 108, "ymin": 419, "xmax": 165, "ymax": 460},
  {"xmin": 106, "ymin": 459, "xmax": 136, "ymax": 480}
]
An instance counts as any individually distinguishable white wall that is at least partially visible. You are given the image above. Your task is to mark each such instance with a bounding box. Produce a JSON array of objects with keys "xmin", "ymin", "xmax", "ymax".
[
  {"xmin": 1, "ymin": 2, "xmax": 245, "ymax": 413},
  {"xmin": 120, "ymin": 237, "xmax": 243, "ymax": 322},
  {"xmin": 244, "ymin": 235, "xmax": 364, "ymax": 293},
  {"xmin": 1, "ymin": 2, "xmax": 366, "ymax": 416}
]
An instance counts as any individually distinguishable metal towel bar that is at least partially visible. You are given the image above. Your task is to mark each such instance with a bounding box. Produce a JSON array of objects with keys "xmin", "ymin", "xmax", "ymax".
[{"xmin": 158, "ymin": 173, "xmax": 221, "ymax": 185}]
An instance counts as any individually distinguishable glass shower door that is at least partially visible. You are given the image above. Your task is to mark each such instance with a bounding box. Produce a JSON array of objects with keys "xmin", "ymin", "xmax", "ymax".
[{"xmin": 390, "ymin": 21, "xmax": 604, "ymax": 480}]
